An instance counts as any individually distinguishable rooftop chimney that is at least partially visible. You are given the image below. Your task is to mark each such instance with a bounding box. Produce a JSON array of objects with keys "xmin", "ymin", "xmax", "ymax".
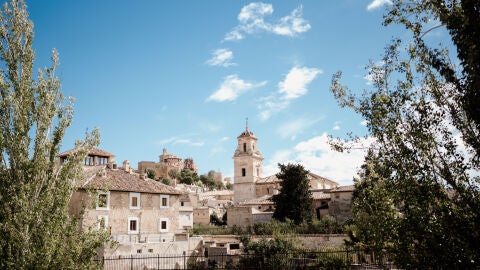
[{"xmin": 123, "ymin": 160, "xmax": 130, "ymax": 172}]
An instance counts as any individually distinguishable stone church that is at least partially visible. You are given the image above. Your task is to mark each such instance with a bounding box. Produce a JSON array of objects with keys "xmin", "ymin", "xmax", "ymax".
[{"xmin": 228, "ymin": 123, "xmax": 353, "ymax": 227}]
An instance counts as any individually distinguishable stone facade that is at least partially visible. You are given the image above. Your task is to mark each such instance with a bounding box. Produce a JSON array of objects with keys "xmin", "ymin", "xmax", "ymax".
[
  {"xmin": 232, "ymin": 124, "xmax": 263, "ymax": 204},
  {"xmin": 63, "ymin": 148, "xmax": 195, "ymax": 256},
  {"xmin": 328, "ymin": 185, "xmax": 354, "ymax": 223},
  {"xmin": 229, "ymin": 124, "xmax": 353, "ymax": 227}
]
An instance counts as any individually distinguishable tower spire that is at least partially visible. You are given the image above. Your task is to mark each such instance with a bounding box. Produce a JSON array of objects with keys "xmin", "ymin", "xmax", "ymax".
[{"xmin": 245, "ymin": 117, "xmax": 249, "ymax": 131}]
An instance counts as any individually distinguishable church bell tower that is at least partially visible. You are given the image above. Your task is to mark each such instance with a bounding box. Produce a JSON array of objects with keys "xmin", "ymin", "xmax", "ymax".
[{"xmin": 233, "ymin": 120, "xmax": 263, "ymax": 204}]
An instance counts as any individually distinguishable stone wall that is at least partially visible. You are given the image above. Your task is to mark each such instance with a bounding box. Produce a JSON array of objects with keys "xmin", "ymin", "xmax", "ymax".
[{"xmin": 71, "ymin": 189, "xmax": 181, "ymax": 235}]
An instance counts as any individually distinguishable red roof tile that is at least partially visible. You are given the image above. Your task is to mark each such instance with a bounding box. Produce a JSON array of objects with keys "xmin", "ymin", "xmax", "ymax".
[{"xmin": 82, "ymin": 169, "xmax": 181, "ymax": 195}]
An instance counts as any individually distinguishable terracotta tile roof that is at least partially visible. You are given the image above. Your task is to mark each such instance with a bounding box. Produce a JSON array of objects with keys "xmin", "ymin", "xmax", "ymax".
[
  {"xmin": 330, "ymin": 185, "xmax": 355, "ymax": 192},
  {"xmin": 256, "ymin": 172, "xmax": 338, "ymax": 186},
  {"xmin": 307, "ymin": 172, "xmax": 338, "ymax": 185},
  {"xmin": 82, "ymin": 168, "xmax": 181, "ymax": 195},
  {"xmin": 238, "ymin": 195, "xmax": 274, "ymax": 206},
  {"xmin": 256, "ymin": 175, "xmax": 280, "ymax": 184},
  {"xmin": 59, "ymin": 147, "xmax": 115, "ymax": 158}
]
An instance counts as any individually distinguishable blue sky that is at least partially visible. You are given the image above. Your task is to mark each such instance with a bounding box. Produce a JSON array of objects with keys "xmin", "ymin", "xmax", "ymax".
[{"xmin": 25, "ymin": 0, "xmax": 447, "ymax": 185}]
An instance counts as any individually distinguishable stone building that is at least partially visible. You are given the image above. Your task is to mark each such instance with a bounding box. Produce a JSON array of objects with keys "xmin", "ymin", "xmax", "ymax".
[
  {"xmin": 137, "ymin": 148, "xmax": 198, "ymax": 181},
  {"xmin": 63, "ymin": 148, "xmax": 195, "ymax": 256},
  {"xmin": 228, "ymin": 123, "xmax": 353, "ymax": 227}
]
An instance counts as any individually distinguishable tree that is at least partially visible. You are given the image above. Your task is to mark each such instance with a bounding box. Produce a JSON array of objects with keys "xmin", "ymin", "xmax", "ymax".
[
  {"xmin": 0, "ymin": 1, "xmax": 109, "ymax": 268},
  {"xmin": 330, "ymin": 1, "xmax": 480, "ymax": 267},
  {"xmin": 161, "ymin": 177, "xmax": 171, "ymax": 185},
  {"xmin": 384, "ymin": 0, "xmax": 480, "ymax": 151},
  {"xmin": 199, "ymin": 170, "xmax": 225, "ymax": 190},
  {"xmin": 167, "ymin": 168, "xmax": 180, "ymax": 181},
  {"xmin": 179, "ymin": 169, "xmax": 199, "ymax": 185},
  {"xmin": 272, "ymin": 163, "xmax": 313, "ymax": 225},
  {"xmin": 345, "ymin": 150, "xmax": 399, "ymax": 253},
  {"xmin": 146, "ymin": 169, "xmax": 156, "ymax": 180}
]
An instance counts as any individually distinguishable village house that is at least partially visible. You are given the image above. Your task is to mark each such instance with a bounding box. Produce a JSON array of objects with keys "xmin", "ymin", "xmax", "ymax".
[{"xmin": 61, "ymin": 148, "xmax": 197, "ymax": 256}]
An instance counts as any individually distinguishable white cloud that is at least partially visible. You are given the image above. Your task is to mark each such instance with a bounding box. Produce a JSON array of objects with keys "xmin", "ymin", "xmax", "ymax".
[
  {"xmin": 262, "ymin": 149, "xmax": 294, "ymax": 176},
  {"xmin": 360, "ymin": 120, "xmax": 368, "ymax": 126},
  {"xmin": 333, "ymin": 124, "xmax": 341, "ymax": 131},
  {"xmin": 278, "ymin": 66, "xmax": 322, "ymax": 99},
  {"xmin": 207, "ymin": 75, "xmax": 267, "ymax": 102},
  {"xmin": 367, "ymin": 0, "xmax": 392, "ymax": 11},
  {"xmin": 220, "ymin": 136, "xmax": 229, "ymax": 142},
  {"xmin": 262, "ymin": 133, "xmax": 374, "ymax": 185},
  {"xmin": 224, "ymin": 3, "xmax": 310, "ymax": 41},
  {"xmin": 277, "ymin": 117, "xmax": 320, "ymax": 140},
  {"xmin": 206, "ymin": 48, "xmax": 236, "ymax": 67},
  {"xmin": 272, "ymin": 6, "xmax": 311, "ymax": 36},
  {"xmin": 158, "ymin": 136, "xmax": 204, "ymax": 147},
  {"xmin": 257, "ymin": 95, "xmax": 290, "ymax": 120},
  {"xmin": 258, "ymin": 66, "xmax": 321, "ymax": 120}
]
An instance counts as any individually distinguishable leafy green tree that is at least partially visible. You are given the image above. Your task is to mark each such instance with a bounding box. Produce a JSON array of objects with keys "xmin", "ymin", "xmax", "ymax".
[
  {"xmin": 0, "ymin": 1, "xmax": 109, "ymax": 268},
  {"xmin": 225, "ymin": 182, "xmax": 233, "ymax": 190},
  {"xmin": 346, "ymin": 150, "xmax": 399, "ymax": 253},
  {"xmin": 385, "ymin": 0, "xmax": 480, "ymax": 149},
  {"xmin": 161, "ymin": 177, "xmax": 170, "ymax": 185},
  {"xmin": 146, "ymin": 169, "xmax": 156, "ymax": 180},
  {"xmin": 167, "ymin": 168, "xmax": 180, "ymax": 181},
  {"xmin": 330, "ymin": 1, "xmax": 480, "ymax": 267},
  {"xmin": 179, "ymin": 169, "xmax": 199, "ymax": 185},
  {"xmin": 272, "ymin": 163, "xmax": 313, "ymax": 225}
]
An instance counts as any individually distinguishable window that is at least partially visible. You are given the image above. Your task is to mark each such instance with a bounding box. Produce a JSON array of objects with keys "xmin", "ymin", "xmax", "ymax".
[
  {"xmin": 130, "ymin": 192, "xmax": 140, "ymax": 209},
  {"xmin": 181, "ymin": 201, "xmax": 184, "ymax": 206},
  {"xmin": 160, "ymin": 195, "xmax": 170, "ymax": 208},
  {"xmin": 128, "ymin": 217, "xmax": 139, "ymax": 234},
  {"xmin": 96, "ymin": 191, "xmax": 110, "ymax": 210},
  {"xmin": 84, "ymin": 156, "xmax": 94, "ymax": 166},
  {"xmin": 97, "ymin": 215, "xmax": 108, "ymax": 231},
  {"xmin": 96, "ymin": 156, "xmax": 108, "ymax": 165},
  {"xmin": 243, "ymin": 143, "xmax": 246, "ymax": 152},
  {"xmin": 159, "ymin": 218, "xmax": 169, "ymax": 232},
  {"xmin": 242, "ymin": 168, "xmax": 246, "ymax": 177}
]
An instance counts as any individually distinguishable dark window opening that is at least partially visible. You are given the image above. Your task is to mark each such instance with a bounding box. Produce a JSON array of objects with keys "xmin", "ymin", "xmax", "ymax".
[
  {"xmin": 230, "ymin": 243, "xmax": 240, "ymax": 250},
  {"xmin": 243, "ymin": 143, "xmax": 246, "ymax": 152},
  {"xmin": 242, "ymin": 168, "xmax": 246, "ymax": 177},
  {"xmin": 130, "ymin": 220, "xmax": 137, "ymax": 231}
]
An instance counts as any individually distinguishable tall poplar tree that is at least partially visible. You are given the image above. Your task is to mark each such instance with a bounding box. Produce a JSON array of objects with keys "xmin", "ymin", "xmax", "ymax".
[
  {"xmin": 272, "ymin": 163, "xmax": 313, "ymax": 225},
  {"xmin": 0, "ymin": 1, "xmax": 109, "ymax": 268}
]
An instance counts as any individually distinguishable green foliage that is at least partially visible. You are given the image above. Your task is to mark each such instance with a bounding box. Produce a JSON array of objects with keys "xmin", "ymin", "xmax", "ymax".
[
  {"xmin": 179, "ymin": 169, "xmax": 199, "ymax": 185},
  {"xmin": 199, "ymin": 170, "xmax": 225, "ymax": 190},
  {"xmin": 0, "ymin": 1, "xmax": 109, "ymax": 268},
  {"xmin": 160, "ymin": 177, "xmax": 170, "ymax": 185},
  {"xmin": 243, "ymin": 235, "xmax": 304, "ymax": 254},
  {"xmin": 146, "ymin": 169, "xmax": 156, "ymax": 180},
  {"xmin": 330, "ymin": 1, "xmax": 480, "ymax": 268},
  {"xmin": 253, "ymin": 218, "xmax": 344, "ymax": 235},
  {"xmin": 225, "ymin": 182, "xmax": 233, "ymax": 190},
  {"xmin": 209, "ymin": 212, "xmax": 226, "ymax": 226},
  {"xmin": 167, "ymin": 168, "xmax": 180, "ymax": 180},
  {"xmin": 272, "ymin": 163, "xmax": 313, "ymax": 224},
  {"xmin": 345, "ymin": 150, "xmax": 399, "ymax": 253}
]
